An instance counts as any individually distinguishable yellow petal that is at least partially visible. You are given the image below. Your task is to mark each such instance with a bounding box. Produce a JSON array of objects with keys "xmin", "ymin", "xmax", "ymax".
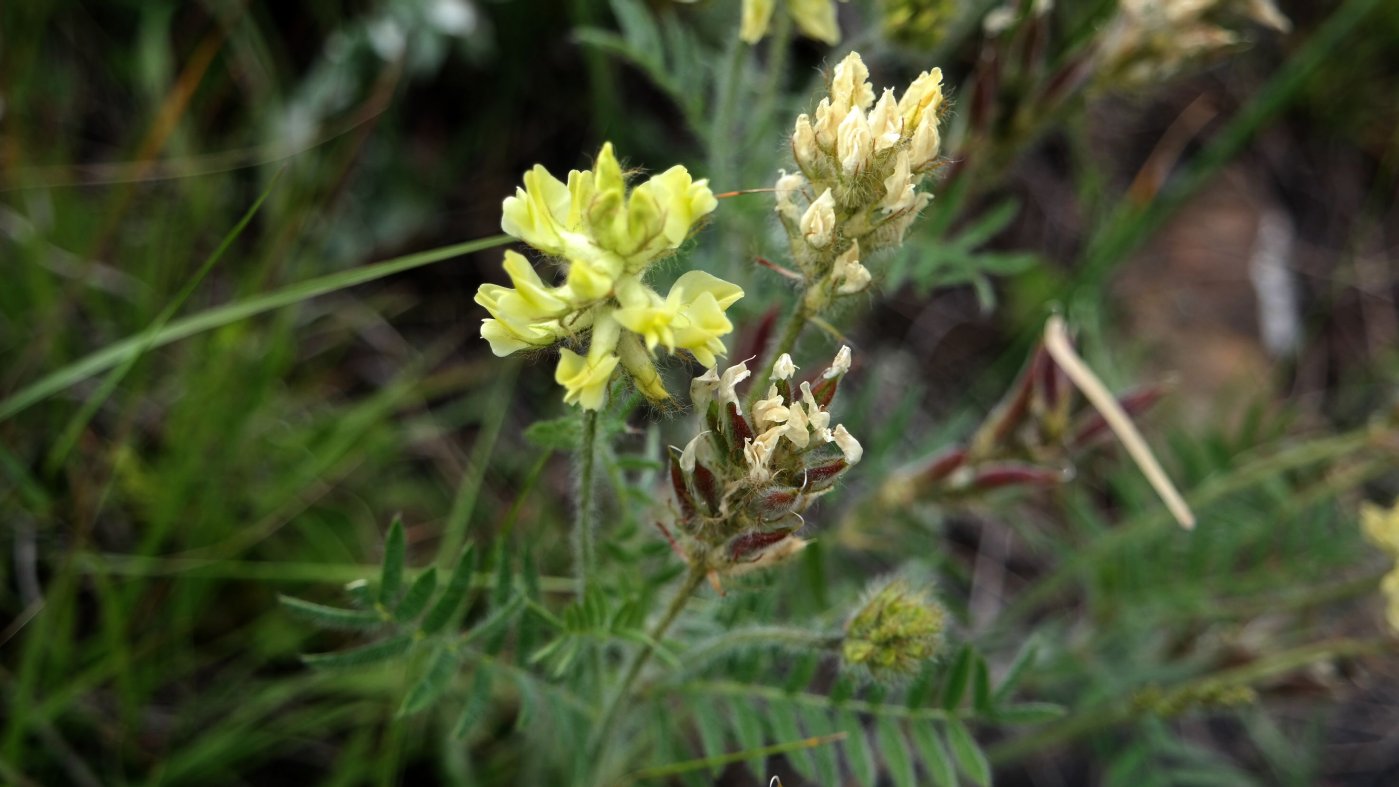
[
  {"xmin": 741, "ymin": 0, "xmax": 776, "ymax": 43},
  {"xmin": 898, "ymin": 68, "xmax": 944, "ymax": 131},
  {"xmin": 789, "ymin": 0, "xmax": 841, "ymax": 44},
  {"xmin": 669, "ymin": 270, "xmax": 745, "ymax": 310},
  {"xmin": 555, "ymin": 347, "xmax": 620, "ymax": 410}
]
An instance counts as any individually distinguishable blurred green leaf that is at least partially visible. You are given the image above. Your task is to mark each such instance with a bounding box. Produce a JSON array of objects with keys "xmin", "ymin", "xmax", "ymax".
[
  {"xmin": 302, "ymin": 633, "xmax": 414, "ymax": 670},
  {"xmin": 278, "ymin": 595, "xmax": 384, "ymax": 630},
  {"xmin": 379, "ymin": 517, "xmax": 406, "ymax": 605},
  {"xmin": 393, "ymin": 567, "xmax": 438, "ymax": 622}
]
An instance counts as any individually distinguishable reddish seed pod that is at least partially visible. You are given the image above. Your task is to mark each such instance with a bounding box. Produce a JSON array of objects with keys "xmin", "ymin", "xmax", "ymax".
[
  {"xmin": 692, "ymin": 461, "xmax": 722, "ymax": 514},
  {"xmin": 775, "ymin": 378, "xmax": 793, "ymax": 404},
  {"xmin": 728, "ymin": 528, "xmax": 795, "ymax": 561},
  {"xmin": 971, "ymin": 463, "xmax": 1066, "ymax": 491},
  {"xmin": 1036, "ymin": 345, "xmax": 1060, "ymax": 410},
  {"xmin": 803, "ymin": 459, "xmax": 848, "ymax": 490},
  {"xmin": 741, "ymin": 307, "xmax": 781, "ymax": 364},
  {"xmin": 668, "ymin": 449, "xmax": 697, "ymax": 522},
  {"xmin": 1069, "ymin": 384, "xmax": 1167, "ymax": 449},
  {"xmin": 727, "ymin": 402, "xmax": 755, "ymax": 446},
  {"xmin": 810, "ymin": 376, "xmax": 839, "ymax": 408},
  {"xmin": 917, "ymin": 447, "xmax": 967, "ymax": 484},
  {"xmin": 753, "ymin": 486, "xmax": 799, "ymax": 521}
]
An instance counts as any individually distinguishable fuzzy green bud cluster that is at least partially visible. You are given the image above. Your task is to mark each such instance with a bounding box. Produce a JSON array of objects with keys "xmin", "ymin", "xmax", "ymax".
[
  {"xmin": 477, "ymin": 143, "xmax": 744, "ymax": 410},
  {"xmin": 841, "ymin": 576, "xmax": 946, "ymax": 683},
  {"xmin": 667, "ymin": 347, "xmax": 863, "ymax": 580},
  {"xmin": 777, "ymin": 52, "xmax": 945, "ymax": 310},
  {"xmin": 1096, "ymin": 0, "xmax": 1289, "ymax": 87}
]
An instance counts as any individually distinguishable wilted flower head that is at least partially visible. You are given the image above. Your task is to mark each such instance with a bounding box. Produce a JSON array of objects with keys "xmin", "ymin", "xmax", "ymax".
[
  {"xmin": 842, "ymin": 576, "xmax": 946, "ymax": 683},
  {"xmin": 477, "ymin": 143, "xmax": 744, "ymax": 410},
  {"xmin": 741, "ymin": 0, "xmax": 847, "ymax": 45},
  {"xmin": 667, "ymin": 347, "xmax": 864, "ymax": 585},
  {"xmin": 1096, "ymin": 0, "xmax": 1290, "ymax": 87},
  {"xmin": 777, "ymin": 52, "xmax": 947, "ymax": 308}
]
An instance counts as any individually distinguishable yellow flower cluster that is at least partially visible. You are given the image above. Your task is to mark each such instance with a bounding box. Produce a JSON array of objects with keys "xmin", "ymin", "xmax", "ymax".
[
  {"xmin": 776, "ymin": 52, "xmax": 945, "ymax": 307},
  {"xmin": 741, "ymin": 0, "xmax": 846, "ymax": 45},
  {"xmin": 1360, "ymin": 499, "xmax": 1399, "ymax": 634},
  {"xmin": 478, "ymin": 143, "xmax": 744, "ymax": 410}
]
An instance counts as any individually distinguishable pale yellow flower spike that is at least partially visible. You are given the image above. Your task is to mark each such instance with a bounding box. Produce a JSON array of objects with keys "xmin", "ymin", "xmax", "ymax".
[
  {"xmin": 1361, "ymin": 500, "xmax": 1399, "ymax": 557},
  {"xmin": 1361, "ymin": 500, "xmax": 1399, "ymax": 633},
  {"xmin": 1043, "ymin": 316, "xmax": 1196, "ymax": 529}
]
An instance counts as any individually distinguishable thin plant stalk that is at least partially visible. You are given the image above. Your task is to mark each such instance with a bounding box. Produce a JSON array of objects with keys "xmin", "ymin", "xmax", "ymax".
[
  {"xmin": 748, "ymin": 296, "xmax": 810, "ymax": 408},
  {"xmin": 588, "ymin": 566, "xmax": 707, "ymax": 760},
  {"xmin": 575, "ymin": 408, "xmax": 600, "ymax": 596}
]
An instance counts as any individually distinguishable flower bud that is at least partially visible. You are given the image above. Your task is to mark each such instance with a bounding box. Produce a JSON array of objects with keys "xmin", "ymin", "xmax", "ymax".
[
  {"xmin": 791, "ymin": 116, "xmax": 821, "ymax": 171},
  {"xmin": 830, "ymin": 52, "xmax": 876, "ymax": 116},
  {"xmin": 826, "ymin": 345, "xmax": 853, "ymax": 378},
  {"xmin": 801, "ymin": 189, "xmax": 837, "ymax": 249},
  {"xmin": 832, "ymin": 243, "xmax": 871, "ymax": 295},
  {"xmin": 842, "ymin": 577, "xmax": 946, "ymax": 683},
  {"xmin": 897, "ymin": 67, "xmax": 944, "ymax": 131},
  {"xmin": 813, "ymin": 99, "xmax": 839, "ymax": 151},
  {"xmin": 867, "ymin": 88, "xmax": 903, "ymax": 151},
  {"xmin": 836, "ymin": 108, "xmax": 873, "ymax": 176},
  {"xmin": 908, "ymin": 118, "xmax": 941, "ymax": 171},
  {"xmin": 617, "ymin": 333, "xmax": 668, "ymax": 402},
  {"xmin": 880, "ymin": 152, "xmax": 917, "ymax": 214}
]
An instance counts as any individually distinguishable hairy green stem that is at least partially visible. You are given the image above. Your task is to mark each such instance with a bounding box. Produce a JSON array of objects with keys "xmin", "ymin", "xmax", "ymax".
[
  {"xmin": 574, "ymin": 408, "xmax": 599, "ymax": 596},
  {"xmin": 682, "ymin": 625, "xmax": 839, "ymax": 669},
  {"xmin": 589, "ymin": 567, "xmax": 706, "ymax": 760},
  {"xmin": 748, "ymin": 296, "xmax": 810, "ymax": 409}
]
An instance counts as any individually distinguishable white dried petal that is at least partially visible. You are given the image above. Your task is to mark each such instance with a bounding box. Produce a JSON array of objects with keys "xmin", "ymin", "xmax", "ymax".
[
  {"xmin": 679, "ymin": 431, "xmax": 709, "ymax": 473},
  {"xmin": 826, "ymin": 345, "xmax": 852, "ymax": 378},
  {"xmin": 832, "ymin": 423, "xmax": 863, "ymax": 464},
  {"xmin": 752, "ymin": 390, "xmax": 792, "ymax": 431},
  {"xmin": 717, "ymin": 359, "xmax": 752, "ymax": 413},
  {"xmin": 773, "ymin": 353, "xmax": 798, "ymax": 380}
]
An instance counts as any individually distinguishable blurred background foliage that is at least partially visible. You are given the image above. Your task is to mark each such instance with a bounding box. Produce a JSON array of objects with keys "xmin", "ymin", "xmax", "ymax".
[{"xmin": 2, "ymin": 0, "xmax": 1399, "ymax": 784}]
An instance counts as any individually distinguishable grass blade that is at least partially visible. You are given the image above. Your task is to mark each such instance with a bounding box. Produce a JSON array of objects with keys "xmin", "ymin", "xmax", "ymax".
[
  {"xmin": 0, "ymin": 234, "xmax": 511, "ymax": 422},
  {"xmin": 44, "ymin": 169, "xmax": 283, "ymax": 473}
]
